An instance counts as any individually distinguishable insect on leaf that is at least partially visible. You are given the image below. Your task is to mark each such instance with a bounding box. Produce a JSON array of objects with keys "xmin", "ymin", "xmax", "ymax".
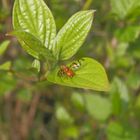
[{"xmin": 47, "ymin": 57, "xmax": 109, "ymax": 91}]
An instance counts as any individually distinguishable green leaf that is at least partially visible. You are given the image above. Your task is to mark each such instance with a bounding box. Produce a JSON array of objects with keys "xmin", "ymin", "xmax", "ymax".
[
  {"xmin": 110, "ymin": 77, "xmax": 129, "ymax": 116},
  {"xmin": 135, "ymin": 95, "xmax": 140, "ymax": 109},
  {"xmin": 62, "ymin": 126, "xmax": 78, "ymax": 139},
  {"xmin": 127, "ymin": 71, "xmax": 140, "ymax": 90},
  {"xmin": 10, "ymin": 30, "xmax": 55, "ymax": 60},
  {"xmin": 115, "ymin": 43, "xmax": 128, "ymax": 57},
  {"xmin": 31, "ymin": 59, "xmax": 40, "ymax": 72},
  {"xmin": 110, "ymin": 0, "xmax": 140, "ymax": 20},
  {"xmin": 107, "ymin": 121, "xmax": 137, "ymax": 140},
  {"xmin": 71, "ymin": 92, "xmax": 85, "ymax": 111},
  {"xmin": 0, "ymin": 61, "xmax": 11, "ymax": 71},
  {"xmin": 112, "ymin": 77, "xmax": 129, "ymax": 103},
  {"xmin": 115, "ymin": 26, "xmax": 140, "ymax": 42},
  {"xmin": 128, "ymin": 37, "xmax": 140, "ymax": 59},
  {"xmin": 47, "ymin": 57, "xmax": 109, "ymax": 91},
  {"xmin": 0, "ymin": 40, "xmax": 10, "ymax": 55},
  {"xmin": 110, "ymin": 80, "xmax": 122, "ymax": 115},
  {"xmin": 13, "ymin": 0, "xmax": 56, "ymax": 49},
  {"xmin": 0, "ymin": 72, "xmax": 17, "ymax": 96},
  {"xmin": 17, "ymin": 88, "xmax": 32, "ymax": 102},
  {"xmin": 84, "ymin": 94, "xmax": 111, "ymax": 121},
  {"xmin": 53, "ymin": 10, "xmax": 94, "ymax": 60},
  {"xmin": 56, "ymin": 105, "xmax": 74, "ymax": 125},
  {"xmin": 111, "ymin": 91, "xmax": 121, "ymax": 116}
]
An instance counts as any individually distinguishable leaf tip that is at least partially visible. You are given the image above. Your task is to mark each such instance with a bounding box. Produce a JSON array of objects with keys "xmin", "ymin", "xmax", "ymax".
[
  {"xmin": 103, "ymin": 79, "xmax": 110, "ymax": 92},
  {"xmin": 88, "ymin": 9, "xmax": 97, "ymax": 14},
  {"xmin": 105, "ymin": 83, "xmax": 110, "ymax": 92}
]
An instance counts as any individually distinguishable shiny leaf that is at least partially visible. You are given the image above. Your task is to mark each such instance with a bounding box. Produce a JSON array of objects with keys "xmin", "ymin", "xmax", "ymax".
[
  {"xmin": 47, "ymin": 57, "xmax": 109, "ymax": 91},
  {"xmin": 53, "ymin": 10, "xmax": 94, "ymax": 60},
  {"xmin": 13, "ymin": 0, "xmax": 56, "ymax": 49},
  {"xmin": 10, "ymin": 30, "xmax": 55, "ymax": 60}
]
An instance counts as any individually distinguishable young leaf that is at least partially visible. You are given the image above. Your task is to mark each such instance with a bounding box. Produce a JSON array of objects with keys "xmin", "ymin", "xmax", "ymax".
[
  {"xmin": 10, "ymin": 30, "xmax": 55, "ymax": 61},
  {"xmin": 47, "ymin": 57, "xmax": 109, "ymax": 91},
  {"xmin": 53, "ymin": 10, "xmax": 94, "ymax": 60},
  {"xmin": 0, "ymin": 40, "xmax": 10, "ymax": 55},
  {"xmin": 13, "ymin": 0, "xmax": 56, "ymax": 49}
]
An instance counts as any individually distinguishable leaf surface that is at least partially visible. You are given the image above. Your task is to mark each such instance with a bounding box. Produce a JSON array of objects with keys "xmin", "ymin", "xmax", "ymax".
[
  {"xmin": 47, "ymin": 57, "xmax": 109, "ymax": 91},
  {"xmin": 0, "ymin": 40, "xmax": 10, "ymax": 55},
  {"xmin": 53, "ymin": 10, "xmax": 94, "ymax": 60},
  {"xmin": 0, "ymin": 61, "xmax": 11, "ymax": 71},
  {"xmin": 84, "ymin": 94, "xmax": 111, "ymax": 120},
  {"xmin": 13, "ymin": 0, "xmax": 56, "ymax": 49},
  {"xmin": 111, "ymin": 0, "xmax": 140, "ymax": 19},
  {"xmin": 10, "ymin": 30, "xmax": 55, "ymax": 60}
]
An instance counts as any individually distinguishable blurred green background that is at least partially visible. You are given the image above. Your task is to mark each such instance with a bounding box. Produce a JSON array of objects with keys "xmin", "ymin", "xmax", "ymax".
[{"xmin": 0, "ymin": 0, "xmax": 140, "ymax": 140}]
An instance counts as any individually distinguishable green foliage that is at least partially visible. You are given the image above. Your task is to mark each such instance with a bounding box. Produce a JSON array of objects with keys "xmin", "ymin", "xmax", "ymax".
[
  {"xmin": 0, "ymin": 61, "xmax": 11, "ymax": 71},
  {"xmin": 110, "ymin": 0, "xmax": 140, "ymax": 20},
  {"xmin": 32, "ymin": 59, "xmax": 41, "ymax": 72},
  {"xmin": 12, "ymin": 0, "xmax": 109, "ymax": 91},
  {"xmin": 0, "ymin": 72, "xmax": 17, "ymax": 96},
  {"xmin": 60, "ymin": 126, "xmax": 78, "ymax": 139},
  {"xmin": 71, "ymin": 92, "xmax": 85, "ymax": 111},
  {"xmin": 115, "ymin": 26, "xmax": 140, "ymax": 42},
  {"xmin": 0, "ymin": 0, "xmax": 140, "ymax": 139},
  {"xmin": 84, "ymin": 94, "xmax": 111, "ymax": 121},
  {"xmin": 53, "ymin": 10, "xmax": 94, "ymax": 60},
  {"xmin": 56, "ymin": 105, "xmax": 74, "ymax": 125},
  {"xmin": 48, "ymin": 57, "xmax": 109, "ymax": 91},
  {"xmin": 10, "ymin": 30, "xmax": 55, "ymax": 60},
  {"xmin": 128, "ymin": 37, "xmax": 140, "ymax": 59},
  {"xmin": 107, "ymin": 121, "xmax": 137, "ymax": 140},
  {"xmin": 13, "ymin": 0, "xmax": 56, "ymax": 49},
  {"xmin": 17, "ymin": 88, "xmax": 32, "ymax": 101},
  {"xmin": 127, "ymin": 72, "xmax": 140, "ymax": 89},
  {"xmin": 0, "ymin": 40, "xmax": 10, "ymax": 55},
  {"xmin": 0, "ymin": 40, "xmax": 11, "ymax": 71}
]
